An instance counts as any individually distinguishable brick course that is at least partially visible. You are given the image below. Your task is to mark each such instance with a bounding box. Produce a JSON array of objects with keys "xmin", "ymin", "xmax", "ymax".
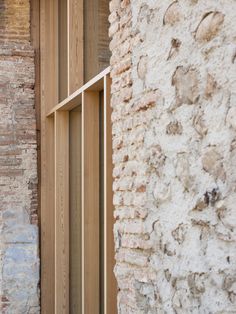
[{"xmin": 0, "ymin": 0, "xmax": 39, "ymax": 313}]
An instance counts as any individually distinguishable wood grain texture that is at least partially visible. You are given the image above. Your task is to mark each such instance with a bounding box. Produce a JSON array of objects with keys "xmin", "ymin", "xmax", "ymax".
[
  {"xmin": 40, "ymin": 0, "xmax": 58, "ymax": 312},
  {"xmin": 68, "ymin": 0, "xmax": 84, "ymax": 93},
  {"xmin": 55, "ymin": 111, "xmax": 69, "ymax": 314},
  {"xmin": 47, "ymin": 66, "xmax": 110, "ymax": 117},
  {"xmin": 40, "ymin": 117, "xmax": 55, "ymax": 314},
  {"xmin": 82, "ymin": 91, "xmax": 100, "ymax": 314}
]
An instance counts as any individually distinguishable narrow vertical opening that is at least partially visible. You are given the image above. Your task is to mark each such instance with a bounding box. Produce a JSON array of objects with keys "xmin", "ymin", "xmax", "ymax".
[
  {"xmin": 58, "ymin": 0, "xmax": 68, "ymax": 101},
  {"xmin": 99, "ymin": 91, "xmax": 105, "ymax": 313},
  {"xmin": 82, "ymin": 90, "xmax": 100, "ymax": 313},
  {"xmin": 84, "ymin": 0, "xmax": 111, "ymax": 82},
  {"xmin": 69, "ymin": 106, "xmax": 82, "ymax": 314}
]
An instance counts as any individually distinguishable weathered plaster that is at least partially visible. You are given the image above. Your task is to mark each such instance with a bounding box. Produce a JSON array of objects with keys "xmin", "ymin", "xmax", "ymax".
[{"xmin": 109, "ymin": 0, "xmax": 236, "ymax": 312}]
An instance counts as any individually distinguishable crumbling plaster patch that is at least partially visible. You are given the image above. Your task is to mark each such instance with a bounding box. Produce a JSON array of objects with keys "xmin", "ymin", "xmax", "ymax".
[{"xmin": 109, "ymin": 0, "xmax": 236, "ymax": 312}]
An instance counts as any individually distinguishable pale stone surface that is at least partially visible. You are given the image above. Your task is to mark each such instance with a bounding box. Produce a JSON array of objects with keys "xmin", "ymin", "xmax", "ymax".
[
  {"xmin": 195, "ymin": 11, "xmax": 225, "ymax": 42},
  {"xmin": 109, "ymin": 0, "xmax": 236, "ymax": 312},
  {"xmin": 0, "ymin": 1, "xmax": 39, "ymax": 312}
]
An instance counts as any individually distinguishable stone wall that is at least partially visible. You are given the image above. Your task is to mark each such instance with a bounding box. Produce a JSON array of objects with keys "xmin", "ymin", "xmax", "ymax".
[
  {"xmin": 0, "ymin": 0, "xmax": 39, "ymax": 313},
  {"xmin": 109, "ymin": 0, "xmax": 236, "ymax": 313}
]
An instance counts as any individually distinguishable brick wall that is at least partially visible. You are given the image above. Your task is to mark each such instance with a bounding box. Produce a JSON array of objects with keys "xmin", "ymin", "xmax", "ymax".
[
  {"xmin": 109, "ymin": 0, "xmax": 236, "ymax": 312},
  {"xmin": 0, "ymin": 0, "xmax": 39, "ymax": 313}
]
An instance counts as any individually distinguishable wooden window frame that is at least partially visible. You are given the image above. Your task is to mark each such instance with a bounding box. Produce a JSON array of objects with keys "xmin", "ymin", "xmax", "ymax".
[{"xmin": 39, "ymin": 0, "xmax": 116, "ymax": 312}]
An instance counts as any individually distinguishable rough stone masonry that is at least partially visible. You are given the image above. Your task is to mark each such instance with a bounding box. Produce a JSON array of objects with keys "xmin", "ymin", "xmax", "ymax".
[
  {"xmin": 109, "ymin": 0, "xmax": 236, "ymax": 313},
  {"xmin": 0, "ymin": 0, "xmax": 39, "ymax": 313}
]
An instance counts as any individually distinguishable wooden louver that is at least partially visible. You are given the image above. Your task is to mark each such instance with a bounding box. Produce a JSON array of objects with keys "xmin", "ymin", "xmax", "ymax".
[{"xmin": 44, "ymin": 67, "xmax": 117, "ymax": 314}]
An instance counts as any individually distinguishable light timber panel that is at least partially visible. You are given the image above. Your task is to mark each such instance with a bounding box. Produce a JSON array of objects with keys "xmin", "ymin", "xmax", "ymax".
[
  {"xmin": 40, "ymin": 0, "xmax": 113, "ymax": 313},
  {"xmin": 46, "ymin": 67, "xmax": 110, "ymax": 117},
  {"xmin": 68, "ymin": 0, "xmax": 84, "ymax": 93},
  {"xmin": 55, "ymin": 111, "xmax": 69, "ymax": 313},
  {"xmin": 59, "ymin": 0, "xmax": 84, "ymax": 100},
  {"xmin": 40, "ymin": 117, "xmax": 55, "ymax": 314},
  {"xmin": 82, "ymin": 91, "xmax": 100, "ymax": 314},
  {"xmin": 41, "ymin": 65, "xmax": 114, "ymax": 312},
  {"xmin": 40, "ymin": 0, "xmax": 58, "ymax": 312},
  {"xmin": 69, "ymin": 108, "xmax": 82, "ymax": 314}
]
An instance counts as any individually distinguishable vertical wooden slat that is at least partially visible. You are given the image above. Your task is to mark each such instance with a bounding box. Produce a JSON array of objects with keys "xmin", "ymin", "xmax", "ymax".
[
  {"xmin": 104, "ymin": 75, "xmax": 117, "ymax": 313},
  {"xmin": 67, "ymin": 3, "xmax": 84, "ymax": 312},
  {"xmin": 82, "ymin": 91, "xmax": 100, "ymax": 314},
  {"xmin": 41, "ymin": 117, "xmax": 55, "ymax": 314},
  {"xmin": 68, "ymin": 0, "xmax": 84, "ymax": 93},
  {"xmin": 40, "ymin": 0, "xmax": 58, "ymax": 111},
  {"xmin": 40, "ymin": 0, "xmax": 58, "ymax": 312},
  {"xmin": 58, "ymin": 0, "xmax": 84, "ymax": 99},
  {"xmin": 55, "ymin": 111, "xmax": 69, "ymax": 313},
  {"xmin": 69, "ymin": 107, "xmax": 82, "ymax": 314}
]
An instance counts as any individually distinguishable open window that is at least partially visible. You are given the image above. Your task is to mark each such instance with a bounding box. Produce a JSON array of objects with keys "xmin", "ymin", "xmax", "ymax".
[{"xmin": 39, "ymin": 1, "xmax": 116, "ymax": 313}]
